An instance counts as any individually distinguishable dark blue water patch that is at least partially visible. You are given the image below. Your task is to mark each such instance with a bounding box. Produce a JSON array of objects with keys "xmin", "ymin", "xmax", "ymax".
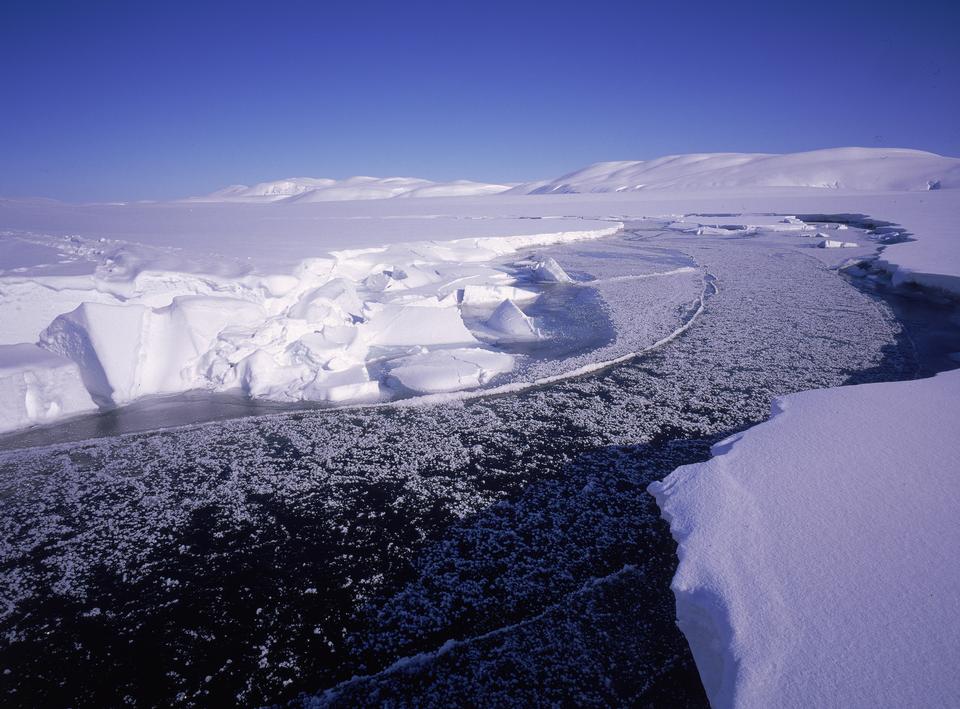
[
  {"xmin": 843, "ymin": 267, "xmax": 960, "ymax": 377},
  {"xmin": 0, "ymin": 389, "xmax": 332, "ymax": 452}
]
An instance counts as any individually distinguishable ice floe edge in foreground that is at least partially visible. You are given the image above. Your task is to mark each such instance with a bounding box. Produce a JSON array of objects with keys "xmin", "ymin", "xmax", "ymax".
[{"xmin": 649, "ymin": 370, "xmax": 960, "ymax": 707}]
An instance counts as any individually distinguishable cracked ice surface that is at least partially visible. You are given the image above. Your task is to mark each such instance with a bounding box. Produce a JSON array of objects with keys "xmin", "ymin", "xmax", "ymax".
[{"xmin": 0, "ymin": 226, "xmax": 913, "ymax": 706}]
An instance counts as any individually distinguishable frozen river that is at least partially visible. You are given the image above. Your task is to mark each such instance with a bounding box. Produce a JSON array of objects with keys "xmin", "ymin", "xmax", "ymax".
[{"xmin": 0, "ymin": 219, "xmax": 945, "ymax": 706}]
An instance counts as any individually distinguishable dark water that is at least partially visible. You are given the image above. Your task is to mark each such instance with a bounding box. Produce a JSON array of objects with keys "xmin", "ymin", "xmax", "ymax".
[
  {"xmin": 844, "ymin": 269, "xmax": 960, "ymax": 377},
  {"xmin": 0, "ymin": 223, "xmax": 953, "ymax": 708}
]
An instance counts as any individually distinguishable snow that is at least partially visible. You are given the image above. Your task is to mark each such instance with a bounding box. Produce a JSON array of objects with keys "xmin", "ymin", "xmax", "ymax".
[
  {"xmin": 877, "ymin": 203, "xmax": 960, "ymax": 295},
  {"xmin": 649, "ymin": 370, "xmax": 960, "ymax": 708},
  {"xmin": 189, "ymin": 175, "xmax": 511, "ymax": 203},
  {"xmin": 0, "ymin": 206, "xmax": 619, "ymax": 428},
  {"xmin": 482, "ymin": 299, "xmax": 541, "ymax": 341},
  {"xmin": 386, "ymin": 347, "xmax": 515, "ymax": 394},
  {"xmin": 530, "ymin": 256, "xmax": 574, "ymax": 283},
  {"xmin": 511, "ymin": 148, "xmax": 960, "ymax": 194},
  {"xmin": 0, "ymin": 344, "xmax": 96, "ymax": 432}
]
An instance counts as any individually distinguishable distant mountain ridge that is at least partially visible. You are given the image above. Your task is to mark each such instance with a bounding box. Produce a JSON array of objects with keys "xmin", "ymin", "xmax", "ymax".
[
  {"xmin": 508, "ymin": 148, "xmax": 960, "ymax": 194},
  {"xmin": 190, "ymin": 148, "xmax": 959, "ymax": 204},
  {"xmin": 188, "ymin": 176, "xmax": 511, "ymax": 203}
]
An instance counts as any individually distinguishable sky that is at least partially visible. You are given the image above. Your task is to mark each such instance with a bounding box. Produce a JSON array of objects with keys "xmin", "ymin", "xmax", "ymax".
[{"xmin": 1, "ymin": 0, "xmax": 959, "ymax": 202}]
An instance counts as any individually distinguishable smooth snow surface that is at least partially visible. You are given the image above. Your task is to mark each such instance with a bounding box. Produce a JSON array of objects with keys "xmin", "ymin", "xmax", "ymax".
[
  {"xmin": 650, "ymin": 371, "xmax": 960, "ymax": 708},
  {"xmin": 512, "ymin": 148, "xmax": 960, "ymax": 194}
]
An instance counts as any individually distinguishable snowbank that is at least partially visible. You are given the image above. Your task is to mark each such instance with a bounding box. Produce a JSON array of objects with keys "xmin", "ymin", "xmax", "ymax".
[{"xmin": 650, "ymin": 370, "xmax": 960, "ymax": 707}]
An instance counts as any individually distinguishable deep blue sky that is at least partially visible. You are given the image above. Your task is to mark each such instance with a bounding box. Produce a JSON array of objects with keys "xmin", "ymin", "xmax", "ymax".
[{"xmin": 2, "ymin": 0, "xmax": 958, "ymax": 201}]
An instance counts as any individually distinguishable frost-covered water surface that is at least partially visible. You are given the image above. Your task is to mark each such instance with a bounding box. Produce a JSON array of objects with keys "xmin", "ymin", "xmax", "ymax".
[{"xmin": 0, "ymin": 225, "xmax": 914, "ymax": 707}]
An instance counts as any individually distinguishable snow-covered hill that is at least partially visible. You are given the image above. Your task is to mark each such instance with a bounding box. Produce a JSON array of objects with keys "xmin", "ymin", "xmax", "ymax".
[
  {"xmin": 191, "ymin": 176, "xmax": 511, "ymax": 203},
  {"xmin": 186, "ymin": 149, "xmax": 959, "ymax": 204},
  {"xmin": 510, "ymin": 148, "xmax": 960, "ymax": 194}
]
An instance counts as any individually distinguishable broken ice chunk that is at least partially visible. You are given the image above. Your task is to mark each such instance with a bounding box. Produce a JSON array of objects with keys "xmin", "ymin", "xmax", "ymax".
[
  {"xmin": 531, "ymin": 257, "xmax": 574, "ymax": 283},
  {"xmin": 818, "ymin": 239, "xmax": 859, "ymax": 249},
  {"xmin": 386, "ymin": 347, "xmax": 514, "ymax": 393},
  {"xmin": 460, "ymin": 284, "xmax": 539, "ymax": 304},
  {"xmin": 289, "ymin": 278, "xmax": 363, "ymax": 323},
  {"xmin": 484, "ymin": 299, "xmax": 540, "ymax": 341},
  {"xmin": 363, "ymin": 303, "xmax": 480, "ymax": 347}
]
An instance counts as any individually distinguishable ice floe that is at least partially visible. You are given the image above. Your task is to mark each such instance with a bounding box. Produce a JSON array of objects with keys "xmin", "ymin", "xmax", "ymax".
[
  {"xmin": 650, "ymin": 370, "xmax": 960, "ymax": 708},
  {"xmin": 817, "ymin": 238, "xmax": 858, "ymax": 248}
]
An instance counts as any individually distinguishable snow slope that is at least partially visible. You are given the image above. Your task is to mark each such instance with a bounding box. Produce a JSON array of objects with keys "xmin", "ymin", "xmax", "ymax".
[
  {"xmin": 650, "ymin": 370, "xmax": 960, "ymax": 708},
  {"xmin": 511, "ymin": 148, "xmax": 960, "ymax": 194},
  {"xmin": 190, "ymin": 176, "xmax": 510, "ymax": 203}
]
